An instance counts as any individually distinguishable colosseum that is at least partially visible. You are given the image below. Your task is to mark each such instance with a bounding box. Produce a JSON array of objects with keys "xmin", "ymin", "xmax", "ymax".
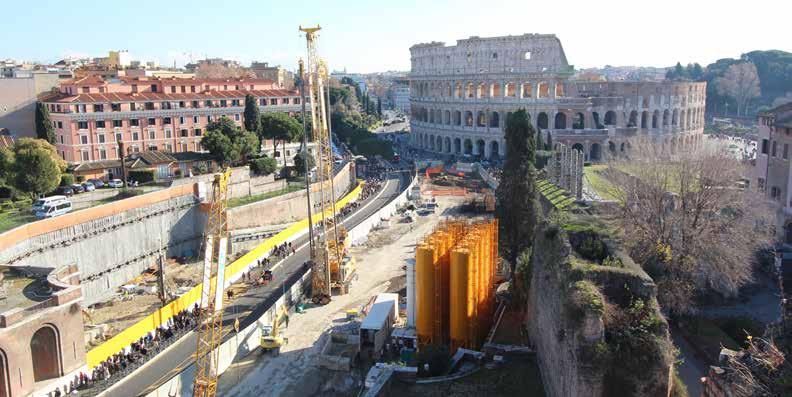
[{"xmin": 409, "ymin": 34, "xmax": 706, "ymax": 161}]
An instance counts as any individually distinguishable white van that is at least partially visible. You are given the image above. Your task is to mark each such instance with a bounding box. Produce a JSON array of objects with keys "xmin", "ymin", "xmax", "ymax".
[
  {"xmin": 36, "ymin": 200, "xmax": 72, "ymax": 219},
  {"xmin": 32, "ymin": 196, "xmax": 68, "ymax": 214}
]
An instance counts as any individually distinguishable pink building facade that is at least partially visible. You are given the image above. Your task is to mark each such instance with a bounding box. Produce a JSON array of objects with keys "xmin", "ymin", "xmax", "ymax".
[{"xmin": 41, "ymin": 76, "xmax": 301, "ymax": 163}]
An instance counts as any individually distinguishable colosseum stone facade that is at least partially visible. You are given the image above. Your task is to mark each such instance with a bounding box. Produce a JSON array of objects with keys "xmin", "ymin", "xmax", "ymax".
[{"xmin": 409, "ymin": 34, "xmax": 706, "ymax": 161}]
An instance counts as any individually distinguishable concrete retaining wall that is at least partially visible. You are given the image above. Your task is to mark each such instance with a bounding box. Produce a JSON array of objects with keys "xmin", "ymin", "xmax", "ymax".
[
  {"xmin": 173, "ymin": 166, "xmax": 285, "ymax": 199},
  {"xmin": 0, "ymin": 194, "xmax": 205, "ymax": 305},
  {"xmin": 228, "ymin": 163, "xmax": 354, "ymax": 229}
]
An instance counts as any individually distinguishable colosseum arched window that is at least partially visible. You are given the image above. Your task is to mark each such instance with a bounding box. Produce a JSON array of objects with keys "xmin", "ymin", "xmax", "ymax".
[
  {"xmin": 604, "ymin": 111, "xmax": 617, "ymax": 126},
  {"xmin": 554, "ymin": 113, "xmax": 567, "ymax": 129},
  {"xmin": 444, "ymin": 110, "xmax": 451, "ymax": 125},
  {"xmin": 672, "ymin": 109, "xmax": 679, "ymax": 126},
  {"xmin": 477, "ymin": 83, "xmax": 487, "ymax": 99},
  {"xmin": 476, "ymin": 111, "xmax": 486, "ymax": 127},
  {"xmin": 652, "ymin": 111, "xmax": 659, "ymax": 128},
  {"xmin": 522, "ymin": 83, "xmax": 533, "ymax": 98},
  {"xmin": 555, "ymin": 83, "xmax": 564, "ymax": 97},
  {"xmin": 454, "ymin": 111, "xmax": 462, "ymax": 126},
  {"xmin": 464, "ymin": 111, "xmax": 474, "ymax": 127},
  {"xmin": 506, "ymin": 83, "xmax": 517, "ymax": 97},
  {"xmin": 492, "ymin": 83, "xmax": 501, "ymax": 97},
  {"xmin": 466, "ymin": 83, "xmax": 474, "ymax": 98},
  {"xmin": 537, "ymin": 112, "xmax": 549, "ymax": 129},
  {"xmin": 537, "ymin": 82, "xmax": 549, "ymax": 98},
  {"xmin": 490, "ymin": 112, "xmax": 500, "ymax": 128},
  {"xmin": 663, "ymin": 110, "xmax": 670, "ymax": 126},
  {"xmin": 641, "ymin": 111, "xmax": 649, "ymax": 129},
  {"xmin": 573, "ymin": 113, "xmax": 584, "ymax": 129},
  {"xmin": 627, "ymin": 111, "xmax": 638, "ymax": 128},
  {"xmin": 455, "ymin": 83, "xmax": 463, "ymax": 98}
]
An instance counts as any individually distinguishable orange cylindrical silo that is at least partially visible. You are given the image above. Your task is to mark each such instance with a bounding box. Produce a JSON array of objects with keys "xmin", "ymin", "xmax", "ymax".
[
  {"xmin": 416, "ymin": 244, "xmax": 435, "ymax": 345},
  {"xmin": 449, "ymin": 248, "xmax": 470, "ymax": 351}
]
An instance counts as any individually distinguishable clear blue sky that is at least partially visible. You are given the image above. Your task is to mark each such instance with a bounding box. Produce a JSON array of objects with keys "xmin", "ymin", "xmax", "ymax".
[{"xmin": 3, "ymin": 0, "xmax": 791, "ymax": 73}]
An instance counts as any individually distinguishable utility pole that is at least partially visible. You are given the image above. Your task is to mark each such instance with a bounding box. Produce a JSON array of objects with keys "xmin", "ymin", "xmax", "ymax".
[{"xmin": 118, "ymin": 140, "xmax": 128, "ymax": 188}]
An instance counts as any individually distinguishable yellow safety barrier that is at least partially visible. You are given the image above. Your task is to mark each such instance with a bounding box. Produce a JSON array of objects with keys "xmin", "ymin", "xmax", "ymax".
[{"xmin": 86, "ymin": 182, "xmax": 364, "ymax": 368}]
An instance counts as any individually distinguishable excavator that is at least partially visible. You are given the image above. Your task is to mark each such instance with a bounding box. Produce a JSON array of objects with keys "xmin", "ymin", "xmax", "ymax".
[{"xmin": 260, "ymin": 305, "xmax": 289, "ymax": 355}]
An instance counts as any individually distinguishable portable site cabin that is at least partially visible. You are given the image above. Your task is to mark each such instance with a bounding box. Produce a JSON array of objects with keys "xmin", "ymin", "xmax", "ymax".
[{"xmin": 359, "ymin": 293, "xmax": 399, "ymax": 360}]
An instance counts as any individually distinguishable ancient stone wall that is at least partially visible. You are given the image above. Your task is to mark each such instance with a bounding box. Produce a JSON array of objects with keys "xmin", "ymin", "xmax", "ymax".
[{"xmin": 527, "ymin": 197, "xmax": 673, "ymax": 396}]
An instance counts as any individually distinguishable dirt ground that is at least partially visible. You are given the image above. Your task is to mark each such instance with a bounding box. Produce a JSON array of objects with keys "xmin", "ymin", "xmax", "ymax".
[
  {"xmin": 85, "ymin": 258, "xmax": 204, "ymax": 348},
  {"xmin": 389, "ymin": 355, "xmax": 546, "ymax": 397},
  {"xmin": 215, "ymin": 196, "xmax": 463, "ymax": 397}
]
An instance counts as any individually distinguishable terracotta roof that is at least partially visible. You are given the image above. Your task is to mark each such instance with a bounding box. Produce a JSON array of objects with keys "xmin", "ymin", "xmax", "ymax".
[
  {"xmin": 61, "ymin": 75, "xmax": 107, "ymax": 86},
  {"xmin": 128, "ymin": 151, "xmax": 176, "ymax": 165},
  {"xmin": 73, "ymin": 159, "xmax": 122, "ymax": 172},
  {"xmin": 45, "ymin": 89, "xmax": 298, "ymax": 104}
]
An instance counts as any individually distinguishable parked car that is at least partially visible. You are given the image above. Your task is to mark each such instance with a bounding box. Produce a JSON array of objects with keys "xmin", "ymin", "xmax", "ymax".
[
  {"xmin": 32, "ymin": 195, "xmax": 68, "ymax": 214},
  {"xmin": 70, "ymin": 184, "xmax": 85, "ymax": 194},
  {"xmin": 36, "ymin": 200, "xmax": 72, "ymax": 219},
  {"xmin": 107, "ymin": 179, "xmax": 124, "ymax": 188},
  {"xmin": 55, "ymin": 186, "xmax": 74, "ymax": 197},
  {"xmin": 82, "ymin": 182, "xmax": 96, "ymax": 192},
  {"xmin": 87, "ymin": 178, "xmax": 105, "ymax": 188}
]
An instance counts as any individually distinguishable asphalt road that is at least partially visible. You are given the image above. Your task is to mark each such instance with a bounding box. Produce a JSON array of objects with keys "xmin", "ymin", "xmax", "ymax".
[{"xmin": 101, "ymin": 170, "xmax": 411, "ymax": 397}]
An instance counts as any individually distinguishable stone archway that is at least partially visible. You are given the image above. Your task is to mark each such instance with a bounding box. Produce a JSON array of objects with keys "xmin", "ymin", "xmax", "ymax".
[
  {"xmin": 476, "ymin": 139, "xmax": 486, "ymax": 157},
  {"xmin": 444, "ymin": 137, "xmax": 451, "ymax": 153},
  {"xmin": 489, "ymin": 112, "xmax": 500, "ymax": 128},
  {"xmin": 537, "ymin": 112, "xmax": 549, "ymax": 129},
  {"xmin": 573, "ymin": 113, "xmax": 584, "ymax": 129},
  {"xmin": 454, "ymin": 138, "xmax": 461, "ymax": 154},
  {"xmin": 590, "ymin": 143, "xmax": 602, "ymax": 162},
  {"xmin": 463, "ymin": 139, "xmax": 473, "ymax": 155},
  {"xmin": 31, "ymin": 325, "xmax": 61, "ymax": 382},
  {"xmin": 490, "ymin": 141, "xmax": 500, "ymax": 159},
  {"xmin": 554, "ymin": 113, "xmax": 567, "ymax": 129},
  {"xmin": 604, "ymin": 111, "xmax": 617, "ymax": 126}
]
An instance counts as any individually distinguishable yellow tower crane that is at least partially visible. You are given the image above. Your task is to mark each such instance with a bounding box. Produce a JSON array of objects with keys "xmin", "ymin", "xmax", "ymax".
[
  {"xmin": 192, "ymin": 168, "xmax": 232, "ymax": 397},
  {"xmin": 299, "ymin": 25, "xmax": 343, "ymax": 305}
]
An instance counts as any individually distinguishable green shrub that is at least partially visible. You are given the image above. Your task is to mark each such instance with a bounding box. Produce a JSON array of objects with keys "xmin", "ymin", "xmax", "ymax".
[
  {"xmin": 193, "ymin": 163, "xmax": 208, "ymax": 175},
  {"xmin": 60, "ymin": 173, "xmax": 75, "ymax": 186},
  {"xmin": 128, "ymin": 169, "xmax": 156, "ymax": 183},
  {"xmin": 250, "ymin": 157, "xmax": 278, "ymax": 176},
  {"xmin": 569, "ymin": 280, "xmax": 605, "ymax": 318},
  {"xmin": 76, "ymin": 175, "xmax": 85, "ymax": 183},
  {"xmin": 174, "ymin": 169, "xmax": 182, "ymax": 178}
]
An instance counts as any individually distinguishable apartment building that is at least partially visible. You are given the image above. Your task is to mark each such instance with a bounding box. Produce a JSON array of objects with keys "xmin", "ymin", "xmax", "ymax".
[
  {"xmin": 753, "ymin": 102, "xmax": 792, "ymax": 243},
  {"xmin": 41, "ymin": 75, "xmax": 301, "ymax": 163}
]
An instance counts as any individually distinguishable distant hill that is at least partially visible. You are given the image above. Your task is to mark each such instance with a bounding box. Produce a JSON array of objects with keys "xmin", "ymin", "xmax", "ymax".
[{"xmin": 703, "ymin": 50, "xmax": 792, "ymax": 115}]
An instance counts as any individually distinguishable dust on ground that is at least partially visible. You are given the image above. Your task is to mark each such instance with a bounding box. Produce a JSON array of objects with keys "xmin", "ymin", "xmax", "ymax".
[
  {"xmin": 84, "ymin": 258, "xmax": 203, "ymax": 349},
  {"xmin": 216, "ymin": 196, "xmax": 460, "ymax": 397}
]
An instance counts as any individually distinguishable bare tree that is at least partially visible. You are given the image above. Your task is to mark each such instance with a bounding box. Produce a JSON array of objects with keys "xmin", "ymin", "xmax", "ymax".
[
  {"xmin": 602, "ymin": 143, "xmax": 773, "ymax": 316},
  {"xmin": 716, "ymin": 62, "xmax": 762, "ymax": 117}
]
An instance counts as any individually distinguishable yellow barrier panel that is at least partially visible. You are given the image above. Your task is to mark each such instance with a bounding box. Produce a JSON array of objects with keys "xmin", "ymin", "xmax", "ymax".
[{"xmin": 86, "ymin": 182, "xmax": 364, "ymax": 368}]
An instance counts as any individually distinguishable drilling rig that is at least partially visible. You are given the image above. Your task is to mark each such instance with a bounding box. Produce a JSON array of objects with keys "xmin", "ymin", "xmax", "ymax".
[
  {"xmin": 192, "ymin": 168, "xmax": 232, "ymax": 397},
  {"xmin": 300, "ymin": 25, "xmax": 348, "ymax": 304}
]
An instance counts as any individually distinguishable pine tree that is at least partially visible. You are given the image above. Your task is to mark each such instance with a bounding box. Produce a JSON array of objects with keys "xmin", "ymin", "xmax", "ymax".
[
  {"xmin": 34, "ymin": 102, "xmax": 56, "ymax": 144},
  {"xmin": 376, "ymin": 97, "xmax": 382, "ymax": 117},
  {"xmin": 243, "ymin": 94, "xmax": 261, "ymax": 133},
  {"xmin": 496, "ymin": 109, "xmax": 537, "ymax": 276}
]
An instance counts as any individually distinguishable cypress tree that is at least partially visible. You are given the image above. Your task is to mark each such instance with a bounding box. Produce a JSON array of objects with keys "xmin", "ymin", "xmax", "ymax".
[
  {"xmin": 496, "ymin": 109, "xmax": 537, "ymax": 276},
  {"xmin": 377, "ymin": 98, "xmax": 382, "ymax": 117},
  {"xmin": 34, "ymin": 102, "xmax": 56, "ymax": 144},
  {"xmin": 243, "ymin": 94, "xmax": 261, "ymax": 134}
]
